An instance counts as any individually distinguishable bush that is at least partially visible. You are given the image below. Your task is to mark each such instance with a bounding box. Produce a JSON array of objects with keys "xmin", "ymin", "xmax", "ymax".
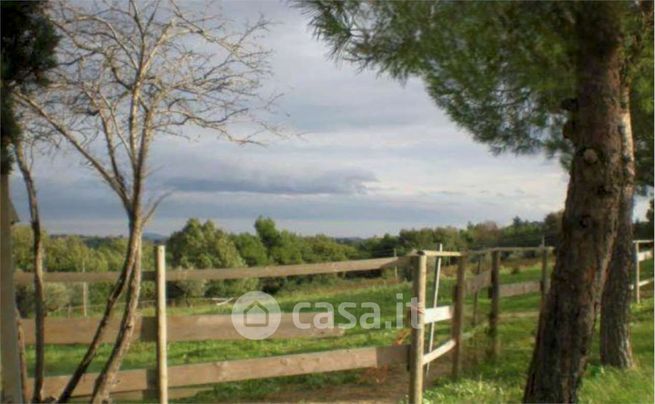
[
  {"xmin": 16, "ymin": 281, "xmax": 72, "ymax": 316},
  {"xmin": 206, "ymin": 278, "xmax": 259, "ymax": 298},
  {"xmin": 168, "ymin": 278, "xmax": 207, "ymax": 305}
]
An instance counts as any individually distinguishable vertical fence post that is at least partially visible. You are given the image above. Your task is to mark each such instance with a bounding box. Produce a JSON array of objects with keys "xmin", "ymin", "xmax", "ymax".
[
  {"xmin": 451, "ymin": 254, "xmax": 466, "ymax": 379},
  {"xmin": 488, "ymin": 250, "xmax": 500, "ymax": 360},
  {"xmin": 409, "ymin": 253, "xmax": 427, "ymax": 404},
  {"xmin": 633, "ymin": 242, "xmax": 640, "ymax": 304},
  {"xmin": 393, "ymin": 248, "xmax": 398, "ymax": 281},
  {"xmin": 472, "ymin": 255, "xmax": 481, "ymax": 326},
  {"xmin": 425, "ymin": 243, "xmax": 443, "ymax": 377},
  {"xmin": 82, "ymin": 260, "xmax": 88, "ymax": 317},
  {"xmin": 540, "ymin": 245, "xmax": 549, "ymax": 309},
  {"xmin": 155, "ymin": 245, "xmax": 168, "ymax": 404}
]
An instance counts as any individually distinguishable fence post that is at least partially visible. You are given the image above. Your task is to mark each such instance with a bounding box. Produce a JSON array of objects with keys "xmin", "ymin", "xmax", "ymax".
[
  {"xmin": 409, "ymin": 253, "xmax": 427, "ymax": 404},
  {"xmin": 155, "ymin": 245, "xmax": 169, "ymax": 404},
  {"xmin": 472, "ymin": 255, "xmax": 482, "ymax": 326},
  {"xmin": 488, "ymin": 250, "xmax": 500, "ymax": 360},
  {"xmin": 540, "ymin": 246, "xmax": 549, "ymax": 309},
  {"xmin": 393, "ymin": 248, "xmax": 398, "ymax": 281},
  {"xmin": 633, "ymin": 242, "xmax": 640, "ymax": 304},
  {"xmin": 82, "ymin": 260, "xmax": 88, "ymax": 317},
  {"xmin": 425, "ymin": 243, "xmax": 443, "ymax": 377},
  {"xmin": 451, "ymin": 254, "xmax": 466, "ymax": 379}
]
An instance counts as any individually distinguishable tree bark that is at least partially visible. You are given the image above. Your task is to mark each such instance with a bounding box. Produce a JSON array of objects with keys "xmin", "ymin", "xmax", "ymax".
[
  {"xmin": 16, "ymin": 310, "xmax": 29, "ymax": 403},
  {"xmin": 523, "ymin": 3, "xmax": 625, "ymax": 402},
  {"xmin": 0, "ymin": 172, "xmax": 24, "ymax": 403},
  {"xmin": 90, "ymin": 223, "xmax": 143, "ymax": 403},
  {"xmin": 13, "ymin": 138, "xmax": 46, "ymax": 402},
  {"xmin": 58, "ymin": 220, "xmax": 142, "ymax": 402},
  {"xmin": 599, "ymin": 91, "xmax": 635, "ymax": 368}
]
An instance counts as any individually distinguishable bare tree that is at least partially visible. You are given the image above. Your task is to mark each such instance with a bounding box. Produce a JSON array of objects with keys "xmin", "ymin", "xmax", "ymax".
[{"xmin": 16, "ymin": 0, "xmax": 279, "ymax": 401}]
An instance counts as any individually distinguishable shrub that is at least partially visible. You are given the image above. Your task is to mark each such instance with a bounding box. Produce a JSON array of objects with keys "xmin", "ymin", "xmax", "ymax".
[
  {"xmin": 168, "ymin": 278, "xmax": 207, "ymax": 305},
  {"xmin": 206, "ymin": 278, "xmax": 259, "ymax": 298},
  {"xmin": 16, "ymin": 280, "xmax": 72, "ymax": 316}
]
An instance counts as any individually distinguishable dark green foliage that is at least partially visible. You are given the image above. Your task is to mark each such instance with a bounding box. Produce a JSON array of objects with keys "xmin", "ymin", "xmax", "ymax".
[
  {"xmin": 254, "ymin": 216, "xmax": 303, "ymax": 265},
  {"xmin": 0, "ymin": 0, "xmax": 58, "ymax": 173},
  {"xmin": 298, "ymin": 1, "xmax": 572, "ymax": 154},
  {"xmin": 298, "ymin": 1, "xmax": 653, "ymax": 184},
  {"xmin": 16, "ymin": 277, "xmax": 71, "ymax": 316},
  {"xmin": 301, "ymin": 235, "xmax": 358, "ymax": 263},
  {"xmin": 166, "ymin": 219, "xmax": 258, "ymax": 297},
  {"xmin": 231, "ymin": 233, "xmax": 269, "ymax": 267},
  {"xmin": 252, "ymin": 216, "xmax": 359, "ymax": 292},
  {"xmin": 543, "ymin": 210, "xmax": 564, "ymax": 247}
]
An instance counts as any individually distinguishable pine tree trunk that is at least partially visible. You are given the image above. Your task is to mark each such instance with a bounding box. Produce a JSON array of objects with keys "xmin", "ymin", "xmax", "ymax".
[
  {"xmin": 13, "ymin": 138, "xmax": 46, "ymax": 402},
  {"xmin": 523, "ymin": 3, "xmax": 624, "ymax": 402},
  {"xmin": 600, "ymin": 91, "xmax": 635, "ymax": 369}
]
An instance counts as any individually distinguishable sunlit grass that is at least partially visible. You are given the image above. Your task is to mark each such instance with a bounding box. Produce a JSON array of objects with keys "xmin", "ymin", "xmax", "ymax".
[{"xmin": 25, "ymin": 259, "xmax": 654, "ymax": 402}]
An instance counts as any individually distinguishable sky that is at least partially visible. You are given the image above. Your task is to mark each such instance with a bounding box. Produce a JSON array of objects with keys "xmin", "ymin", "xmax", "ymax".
[{"xmin": 9, "ymin": 0, "xmax": 650, "ymax": 238}]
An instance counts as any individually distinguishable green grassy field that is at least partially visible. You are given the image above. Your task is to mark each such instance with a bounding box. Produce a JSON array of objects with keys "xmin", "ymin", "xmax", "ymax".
[
  {"xmin": 424, "ymin": 265, "xmax": 654, "ymax": 403},
  {"xmin": 27, "ymin": 258, "xmax": 654, "ymax": 402}
]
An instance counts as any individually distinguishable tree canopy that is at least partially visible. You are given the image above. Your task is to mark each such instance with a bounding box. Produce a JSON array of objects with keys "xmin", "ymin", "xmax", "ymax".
[
  {"xmin": 298, "ymin": 1, "xmax": 653, "ymax": 185},
  {"xmin": 0, "ymin": 0, "xmax": 58, "ymax": 173}
]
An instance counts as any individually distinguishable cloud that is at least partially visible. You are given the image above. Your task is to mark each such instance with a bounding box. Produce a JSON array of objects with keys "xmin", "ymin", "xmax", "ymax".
[
  {"xmin": 164, "ymin": 166, "xmax": 378, "ymax": 195},
  {"xmin": 8, "ymin": 1, "xmax": 583, "ymax": 238}
]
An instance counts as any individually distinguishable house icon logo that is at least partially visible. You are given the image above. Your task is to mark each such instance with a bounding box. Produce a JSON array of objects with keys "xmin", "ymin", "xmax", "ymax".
[
  {"xmin": 244, "ymin": 301, "xmax": 269, "ymax": 327},
  {"xmin": 231, "ymin": 291, "xmax": 281, "ymax": 340}
]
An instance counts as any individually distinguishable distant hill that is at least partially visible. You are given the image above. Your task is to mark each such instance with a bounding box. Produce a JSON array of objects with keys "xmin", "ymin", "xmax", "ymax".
[{"xmin": 143, "ymin": 232, "xmax": 168, "ymax": 242}]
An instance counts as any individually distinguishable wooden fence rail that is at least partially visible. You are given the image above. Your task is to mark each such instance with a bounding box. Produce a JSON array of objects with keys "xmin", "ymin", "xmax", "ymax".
[
  {"xmin": 634, "ymin": 240, "xmax": 654, "ymax": 303},
  {"xmin": 21, "ymin": 243, "xmax": 632, "ymax": 403},
  {"xmin": 14, "ymin": 257, "xmax": 407, "ymax": 285},
  {"xmin": 27, "ymin": 345, "xmax": 409, "ymax": 398}
]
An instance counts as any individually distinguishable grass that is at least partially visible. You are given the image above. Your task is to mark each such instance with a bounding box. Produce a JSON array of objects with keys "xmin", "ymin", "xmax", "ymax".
[
  {"xmin": 423, "ymin": 259, "xmax": 655, "ymax": 404},
  {"xmin": 26, "ymin": 258, "xmax": 654, "ymax": 402}
]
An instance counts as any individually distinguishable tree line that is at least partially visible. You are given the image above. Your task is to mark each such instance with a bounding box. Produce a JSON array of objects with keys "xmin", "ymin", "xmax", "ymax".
[{"xmin": 13, "ymin": 207, "xmax": 653, "ymax": 312}]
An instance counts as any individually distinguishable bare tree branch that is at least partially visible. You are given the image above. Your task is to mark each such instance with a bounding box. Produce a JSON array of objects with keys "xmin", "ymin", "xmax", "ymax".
[{"xmin": 17, "ymin": 0, "xmax": 283, "ymax": 401}]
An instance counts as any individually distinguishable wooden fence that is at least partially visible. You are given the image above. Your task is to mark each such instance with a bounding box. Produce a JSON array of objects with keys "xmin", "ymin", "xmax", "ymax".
[
  {"xmin": 407, "ymin": 247, "xmax": 553, "ymax": 403},
  {"xmin": 15, "ymin": 242, "xmax": 653, "ymax": 403},
  {"xmin": 20, "ymin": 252, "xmax": 408, "ymax": 401},
  {"xmin": 634, "ymin": 239, "xmax": 654, "ymax": 303}
]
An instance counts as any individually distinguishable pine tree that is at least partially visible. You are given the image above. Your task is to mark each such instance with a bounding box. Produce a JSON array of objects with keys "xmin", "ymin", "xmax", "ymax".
[{"xmin": 297, "ymin": 1, "xmax": 652, "ymax": 400}]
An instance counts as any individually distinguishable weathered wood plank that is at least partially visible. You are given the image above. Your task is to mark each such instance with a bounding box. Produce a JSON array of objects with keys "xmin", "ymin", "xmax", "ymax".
[
  {"xmin": 488, "ymin": 251, "xmax": 500, "ymax": 360},
  {"xmin": 409, "ymin": 255, "xmax": 427, "ymax": 404},
  {"xmin": 21, "ymin": 313, "xmax": 343, "ymax": 345},
  {"xmin": 422, "ymin": 339, "xmax": 455, "ymax": 365},
  {"xmin": 424, "ymin": 306, "xmax": 453, "ymax": 324},
  {"xmin": 638, "ymin": 278, "xmax": 654, "ymax": 287},
  {"xmin": 451, "ymin": 256, "xmax": 466, "ymax": 379},
  {"xmin": 15, "ymin": 257, "xmax": 405, "ymax": 285},
  {"xmin": 155, "ymin": 245, "xmax": 169, "ymax": 403},
  {"xmin": 489, "ymin": 246, "xmax": 555, "ymax": 253},
  {"xmin": 418, "ymin": 250, "xmax": 462, "ymax": 257},
  {"xmin": 499, "ymin": 281, "xmax": 541, "ymax": 298},
  {"xmin": 29, "ymin": 345, "xmax": 409, "ymax": 398}
]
